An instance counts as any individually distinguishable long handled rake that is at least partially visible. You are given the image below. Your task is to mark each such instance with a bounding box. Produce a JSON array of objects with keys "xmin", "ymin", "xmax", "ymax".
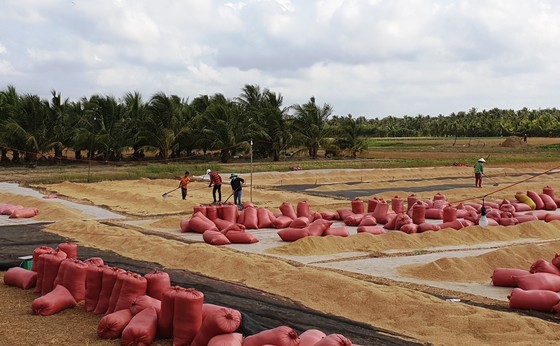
[
  {"xmin": 483, "ymin": 174, "xmax": 499, "ymax": 186},
  {"xmin": 162, "ymin": 187, "xmax": 179, "ymax": 198}
]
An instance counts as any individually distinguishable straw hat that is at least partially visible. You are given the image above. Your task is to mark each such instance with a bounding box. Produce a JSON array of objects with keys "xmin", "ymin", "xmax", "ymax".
[{"xmin": 478, "ymin": 158, "xmax": 486, "ymax": 163}]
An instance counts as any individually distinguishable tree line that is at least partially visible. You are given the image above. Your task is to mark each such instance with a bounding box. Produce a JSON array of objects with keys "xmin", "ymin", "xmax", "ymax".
[{"xmin": 1, "ymin": 83, "xmax": 559, "ymax": 164}]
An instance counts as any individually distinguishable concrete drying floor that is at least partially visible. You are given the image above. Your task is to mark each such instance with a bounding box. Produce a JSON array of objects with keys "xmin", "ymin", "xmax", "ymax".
[{"xmin": 1, "ymin": 182, "xmax": 551, "ymax": 303}]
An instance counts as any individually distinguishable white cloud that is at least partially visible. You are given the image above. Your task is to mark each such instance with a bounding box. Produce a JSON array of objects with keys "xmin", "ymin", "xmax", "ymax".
[{"xmin": 1, "ymin": 0, "xmax": 560, "ymax": 117}]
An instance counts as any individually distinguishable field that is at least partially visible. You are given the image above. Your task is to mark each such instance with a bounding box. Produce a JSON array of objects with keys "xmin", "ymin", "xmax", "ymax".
[{"xmin": 2, "ymin": 136, "xmax": 560, "ymax": 345}]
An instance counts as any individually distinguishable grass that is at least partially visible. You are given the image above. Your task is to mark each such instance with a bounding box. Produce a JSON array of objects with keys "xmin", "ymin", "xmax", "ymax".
[{"xmin": 4, "ymin": 137, "xmax": 560, "ymax": 184}]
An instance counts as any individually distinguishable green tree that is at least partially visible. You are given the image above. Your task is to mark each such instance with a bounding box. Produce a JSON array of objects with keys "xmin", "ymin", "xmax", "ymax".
[{"xmin": 291, "ymin": 96, "xmax": 333, "ymax": 159}]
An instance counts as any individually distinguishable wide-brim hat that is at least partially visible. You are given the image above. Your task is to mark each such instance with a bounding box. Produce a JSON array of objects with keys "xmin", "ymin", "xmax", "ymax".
[
  {"xmin": 230, "ymin": 173, "xmax": 237, "ymax": 179},
  {"xmin": 206, "ymin": 169, "xmax": 212, "ymax": 174},
  {"xmin": 478, "ymin": 158, "xmax": 486, "ymax": 163}
]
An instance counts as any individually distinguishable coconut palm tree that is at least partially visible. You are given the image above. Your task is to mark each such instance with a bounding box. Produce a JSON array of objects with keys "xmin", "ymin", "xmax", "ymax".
[
  {"xmin": 291, "ymin": 96, "xmax": 333, "ymax": 159},
  {"xmin": 198, "ymin": 94, "xmax": 247, "ymax": 163},
  {"xmin": 236, "ymin": 84, "xmax": 292, "ymax": 161},
  {"xmin": 142, "ymin": 92, "xmax": 190, "ymax": 159}
]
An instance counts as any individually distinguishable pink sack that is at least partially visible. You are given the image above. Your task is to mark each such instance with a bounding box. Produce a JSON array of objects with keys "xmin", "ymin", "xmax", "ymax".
[
  {"xmin": 257, "ymin": 207, "xmax": 273, "ymax": 228},
  {"xmin": 514, "ymin": 273, "xmax": 560, "ymax": 291},
  {"xmin": 320, "ymin": 210, "xmax": 338, "ymax": 220},
  {"xmin": 130, "ymin": 295, "xmax": 162, "ymax": 316},
  {"xmin": 358, "ymin": 214, "xmax": 377, "ymax": 226},
  {"xmin": 343, "ymin": 214, "xmax": 364, "ymax": 226},
  {"xmin": 491, "ymin": 268, "xmax": 531, "ymax": 287},
  {"xmin": 225, "ymin": 230, "xmax": 259, "ymax": 244},
  {"xmin": 191, "ymin": 305, "xmax": 242, "ymax": 346},
  {"xmin": 323, "ymin": 226, "xmax": 349, "ymax": 237},
  {"xmin": 158, "ymin": 286, "xmax": 182, "ymax": 338},
  {"xmin": 508, "ymin": 288, "xmax": 560, "ymax": 312},
  {"xmin": 351, "ymin": 198, "xmax": 365, "ymax": 214},
  {"xmin": 273, "ymin": 215, "xmax": 294, "ymax": 229},
  {"xmin": 337, "ymin": 209, "xmax": 353, "ymax": 221},
  {"xmin": 213, "ymin": 218, "xmax": 234, "ymax": 232},
  {"xmin": 411, "ymin": 201, "xmax": 426, "ymax": 224},
  {"xmin": 425, "ymin": 208, "xmax": 443, "ymax": 219},
  {"xmin": 32, "ymin": 284, "xmax": 77, "ymax": 316},
  {"xmin": 417, "ymin": 223, "xmax": 441, "ymax": 233},
  {"xmin": 297, "ymin": 200, "xmax": 312, "ymax": 218},
  {"xmin": 243, "ymin": 207, "xmax": 259, "ymax": 229},
  {"xmin": 539, "ymin": 193, "xmax": 557, "ymax": 210},
  {"xmin": 545, "ymin": 213, "xmax": 560, "ymax": 222},
  {"xmin": 527, "ymin": 190, "xmax": 545, "ymax": 210},
  {"xmin": 144, "ymin": 269, "xmax": 171, "ymax": 301},
  {"xmin": 530, "ymin": 258, "xmax": 560, "ymax": 275},
  {"xmin": 357, "ymin": 225, "xmax": 386, "ymax": 235},
  {"xmin": 280, "ymin": 202, "xmax": 298, "ymax": 220},
  {"xmin": 290, "ymin": 216, "xmax": 310, "ymax": 228},
  {"xmin": 314, "ymin": 333, "xmax": 353, "ymax": 346},
  {"xmin": 180, "ymin": 218, "xmax": 191, "ymax": 232},
  {"xmin": 299, "ymin": 329, "xmax": 327, "ymax": 346},
  {"xmin": 278, "ymin": 227, "xmax": 310, "ymax": 242},
  {"xmin": 58, "ymin": 241, "xmax": 78, "ymax": 259},
  {"xmin": 438, "ymin": 220, "xmax": 464, "ymax": 230},
  {"xmin": 203, "ymin": 230, "xmax": 231, "ymax": 245},
  {"xmin": 121, "ymin": 307, "xmax": 158, "ymax": 346},
  {"xmin": 93, "ymin": 266, "xmax": 125, "ymax": 315},
  {"xmin": 208, "ymin": 332, "xmax": 243, "ymax": 346},
  {"xmin": 308, "ymin": 219, "xmax": 333, "ymax": 236},
  {"xmin": 400, "ymin": 223, "xmax": 418, "ymax": 234},
  {"xmin": 9, "ymin": 207, "xmax": 39, "ymax": 218},
  {"xmin": 97, "ymin": 308, "xmax": 134, "ymax": 339},
  {"xmin": 372, "ymin": 201, "xmax": 390, "ymax": 224},
  {"xmin": 114, "ymin": 272, "xmax": 148, "ymax": 312},
  {"xmin": 61, "ymin": 258, "xmax": 88, "ymax": 302},
  {"xmin": 173, "ymin": 288, "xmax": 204, "ymax": 346},
  {"xmin": 3, "ymin": 267, "xmax": 37, "ymax": 289},
  {"xmin": 243, "ymin": 326, "xmax": 300, "ymax": 346},
  {"xmin": 391, "ymin": 196, "xmax": 404, "ymax": 213}
]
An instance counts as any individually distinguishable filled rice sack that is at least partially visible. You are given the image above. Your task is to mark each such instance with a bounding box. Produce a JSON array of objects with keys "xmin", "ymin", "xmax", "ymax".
[
  {"xmin": 278, "ymin": 227, "xmax": 310, "ymax": 242},
  {"xmin": 32, "ymin": 284, "xmax": 77, "ymax": 316},
  {"xmin": 203, "ymin": 230, "xmax": 231, "ymax": 245},
  {"xmin": 144, "ymin": 269, "xmax": 170, "ymax": 301},
  {"xmin": 491, "ymin": 268, "xmax": 531, "ymax": 287},
  {"xmin": 97, "ymin": 308, "xmax": 133, "ymax": 339},
  {"xmin": 508, "ymin": 288, "xmax": 560, "ymax": 312},
  {"xmin": 242, "ymin": 326, "xmax": 300, "ymax": 346},
  {"xmin": 225, "ymin": 230, "xmax": 259, "ymax": 243},
  {"xmin": 3, "ymin": 267, "xmax": 37, "ymax": 289},
  {"xmin": 514, "ymin": 272, "xmax": 560, "ymax": 291},
  {"xmin": 121, "ymin": 307, "xmax": 158, "ymax": 346},
  {"xmin": 299, "ymin": 329, "xmax": 327, "ymax": 346}
]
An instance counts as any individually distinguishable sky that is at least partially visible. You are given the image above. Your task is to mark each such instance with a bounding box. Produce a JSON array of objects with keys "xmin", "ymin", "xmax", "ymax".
[{"xmin": 1, "ymin": 0, "xmax": 560, "ymax": 119}]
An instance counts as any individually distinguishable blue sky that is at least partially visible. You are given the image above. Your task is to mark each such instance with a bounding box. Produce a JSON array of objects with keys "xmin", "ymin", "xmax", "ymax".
[{"xmin": 1, "ymin": 0, "xmax": 560, "ymax": 118}]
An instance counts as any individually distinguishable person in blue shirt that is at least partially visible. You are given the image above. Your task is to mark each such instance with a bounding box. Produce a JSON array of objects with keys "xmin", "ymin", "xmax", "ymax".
[{"xmin": 230, "ymin": 173, "xmax": 245, "ymax": 208}]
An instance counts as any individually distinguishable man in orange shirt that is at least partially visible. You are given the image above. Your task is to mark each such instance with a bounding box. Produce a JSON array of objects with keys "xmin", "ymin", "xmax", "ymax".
[{"xmin": 178, "ymin": 171, "xmax": 191, "ymax": 200}]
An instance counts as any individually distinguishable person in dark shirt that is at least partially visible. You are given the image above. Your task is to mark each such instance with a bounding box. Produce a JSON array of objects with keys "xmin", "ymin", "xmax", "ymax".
[
  {"xmin": 229, "ymin": 173, "xmax": 245, "ymax": 208},
  {"xmin": 208, "ymin": 169, "xmax": 223, "ymax": 204}
]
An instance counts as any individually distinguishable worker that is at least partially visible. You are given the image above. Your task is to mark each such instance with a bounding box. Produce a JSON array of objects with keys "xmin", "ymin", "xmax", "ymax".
[
  {"xmin": 474, "ymin": 158, "xmax": 485, "ymax": 188},
  {"xmin": 178, "ymin": 171, "xmax": 191, "ymax": 200},
  {"xmin": 230, "ymin": 173, "xmax": 245, "ymax": 209},
  {"xmin": 208, "ymin": 169, "xmax": 223, "ymax": 204}
]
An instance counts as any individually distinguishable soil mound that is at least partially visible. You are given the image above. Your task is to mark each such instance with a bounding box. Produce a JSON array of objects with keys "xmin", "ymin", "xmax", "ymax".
[{"xmin": 501, "ymin": 136, "xmax": 527, "ymax": 147}]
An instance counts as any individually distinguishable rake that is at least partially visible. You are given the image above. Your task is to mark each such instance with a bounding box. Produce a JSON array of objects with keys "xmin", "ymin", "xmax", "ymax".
[
  {"xmin": 162, "ymin": 187, "xmax": 179, "ymax": 198},
  {"xmin": 483, "ymin": 174, "xmax": 499, "ymax": 186}
]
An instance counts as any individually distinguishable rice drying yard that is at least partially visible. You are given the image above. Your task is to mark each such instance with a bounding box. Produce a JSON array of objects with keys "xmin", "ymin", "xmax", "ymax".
[{"xmin": 3, "ymin": 137, "xmax": 560, "ymax": 345}]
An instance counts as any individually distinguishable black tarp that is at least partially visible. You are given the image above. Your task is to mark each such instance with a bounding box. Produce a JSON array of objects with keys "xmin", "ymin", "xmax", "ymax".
[{"xmin": 0, "ymin": 223, "xmax": 423, "ymax": 345}]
